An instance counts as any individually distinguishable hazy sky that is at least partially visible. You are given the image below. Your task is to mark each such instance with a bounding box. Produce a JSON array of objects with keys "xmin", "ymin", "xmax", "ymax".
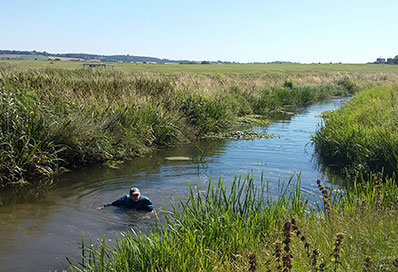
[{"xmin": 1, "ymin": 0, "xmax": 397, "ymax": 63}]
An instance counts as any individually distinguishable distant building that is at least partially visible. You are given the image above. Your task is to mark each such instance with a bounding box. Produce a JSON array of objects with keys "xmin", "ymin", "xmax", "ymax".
[
  {"xmin": 376, "ymin": 58, "xmax": 386, "ymax": 64},
  {"xmin": 387, "ymin": 58, "xmax": 394, "ymax": 64}
]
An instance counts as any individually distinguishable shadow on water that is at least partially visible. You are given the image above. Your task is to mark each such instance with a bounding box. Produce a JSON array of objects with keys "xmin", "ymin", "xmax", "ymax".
[{"xmin": 0, "ymin": 97, "xmax": 350, "ymax": 272}]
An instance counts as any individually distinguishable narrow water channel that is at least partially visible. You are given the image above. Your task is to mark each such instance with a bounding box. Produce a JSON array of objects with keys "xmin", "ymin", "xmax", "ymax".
[{"xmin": 0, "ymin": 97, "xmax": 349, "ymax": 271}]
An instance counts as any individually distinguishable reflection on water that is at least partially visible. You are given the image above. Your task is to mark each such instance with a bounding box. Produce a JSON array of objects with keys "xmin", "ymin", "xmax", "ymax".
[{"xmin": 0, "ymin": 97, "xmax": 349, "ymax": 272}]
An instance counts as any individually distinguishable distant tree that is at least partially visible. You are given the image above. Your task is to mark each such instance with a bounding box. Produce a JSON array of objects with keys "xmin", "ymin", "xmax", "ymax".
[
  {"xmin": 394, "ymin": 55, "xmax": 398, "ymax": 65},
  {"xmin": 201, "ymin": 60, "xmax": 211, "ymax": 64}
]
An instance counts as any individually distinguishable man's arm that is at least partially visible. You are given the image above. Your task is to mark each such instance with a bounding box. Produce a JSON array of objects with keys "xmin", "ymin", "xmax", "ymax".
[
  {"xmin": 96, "ymin": 202, "xmax": 114, "ymax": 210},
  {"xmin": 97, "ymin": 195, "xmax": 127, "ymax": 210}
]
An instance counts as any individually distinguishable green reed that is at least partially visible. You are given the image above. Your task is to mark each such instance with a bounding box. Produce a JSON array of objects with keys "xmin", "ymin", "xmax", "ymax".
[
  {"xmin": 69, "ymin": 174, "xmax": 309, "ymax": 271},
  {"xmin": 313, "ymin": 85, "xmax": 398, "ymax": 180},
  {"xmin": 0, "ymin": 68, "xmax": 359, "ymax": 187},
  {"xmin": 69, "ymin": 171, "xmax": 398, "ymax": 271}
]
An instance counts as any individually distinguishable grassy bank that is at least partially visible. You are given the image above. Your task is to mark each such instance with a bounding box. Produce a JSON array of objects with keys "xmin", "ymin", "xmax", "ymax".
[
  {"xmin": 69, "ymin": 174, "xmax": 398, "ymax": 271},
  {"xmin": 0, "ymin": 67, "xmax": 358, "ymax": 187},
  {"xmin": 313, "ymin": 85, "xmax": 398, "ymax": 179}
]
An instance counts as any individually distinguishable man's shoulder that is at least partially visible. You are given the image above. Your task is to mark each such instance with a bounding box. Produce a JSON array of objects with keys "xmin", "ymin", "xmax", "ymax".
[
  {"xmin": 140, "ymin": 196, "xmax": 152, "ymax": 205},
  {"xmin": 119, "ymin": 195, "xmax": 130, "ymax": 202},
  {"xmin": 140, "ymin": 195, "xmax": 152, "ymax": 202}
]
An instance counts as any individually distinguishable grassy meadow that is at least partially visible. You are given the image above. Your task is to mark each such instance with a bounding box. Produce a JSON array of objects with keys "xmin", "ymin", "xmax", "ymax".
[
  {"xmin": 3, "ymin": 59, "xmax": 398, "ymax": 75},
  {"xmin": 0, "ymin": 61, "xmax": 370, "ymax": 187}
]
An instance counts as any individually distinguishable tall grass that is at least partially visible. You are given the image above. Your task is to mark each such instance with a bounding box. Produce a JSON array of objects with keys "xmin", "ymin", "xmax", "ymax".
[
  {"xmin": 69, "ymin": 174, "xmax": 309, "ymax": 271},
  {"xmin": 313, "ymin": 85, "xmax": 398, "ymax": 179},
  {"xmin": 0, "ymin": 68, "xmax": 358, "ymax": 186},
  {"xmin": 69, "ymin": 173, "xmax": 398, "ymax": 271}
]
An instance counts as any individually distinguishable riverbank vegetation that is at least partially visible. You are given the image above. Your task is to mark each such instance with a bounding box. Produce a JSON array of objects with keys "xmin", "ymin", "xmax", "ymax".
[
  {"xmin": 65, "ymin": 80, "xmax": 398, "ymax": 271},
  {"xmin": 69, "ymin": 173, "xmax": 398, "ymax": 271},
  {"xmin": 0, "ymin": 66, "xmax": 360, "ymax": 187},
  {"xmin": 313, "ymin": 85, "xmax": 398, "ymax": 179}
]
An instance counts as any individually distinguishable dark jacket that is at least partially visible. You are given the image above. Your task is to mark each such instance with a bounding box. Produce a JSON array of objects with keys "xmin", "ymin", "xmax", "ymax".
[{"xmin": 105, "ymin": 195, "xmax": 154, "ymax": 211}]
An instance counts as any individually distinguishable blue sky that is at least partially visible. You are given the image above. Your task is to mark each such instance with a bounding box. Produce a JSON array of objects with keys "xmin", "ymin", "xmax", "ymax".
[{"xmin": 1, "ymin": 0, "xmax": 397, "ymax": 63}]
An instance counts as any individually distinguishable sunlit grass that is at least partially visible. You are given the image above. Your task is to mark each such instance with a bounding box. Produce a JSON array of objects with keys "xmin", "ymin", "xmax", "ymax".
[
  {"xmin": 0, "ymin": 68, "xmax": 358, "ymax": 187},
  {"xmin": 68, "ymin": 173, "xmax": 398, "ymax": 271},
  {"xmin": 313, "ymin": 85, "xmax": 398, "ymax": 179},
  {"xmin": 3, "ymin": 60, "xmax": 398, "ymax": 76}
]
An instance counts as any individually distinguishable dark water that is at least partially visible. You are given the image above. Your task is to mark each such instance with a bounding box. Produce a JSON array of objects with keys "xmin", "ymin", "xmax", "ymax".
[{"xmin": 0, "ymin": 98, "xmax": 349, "ymax": 271}]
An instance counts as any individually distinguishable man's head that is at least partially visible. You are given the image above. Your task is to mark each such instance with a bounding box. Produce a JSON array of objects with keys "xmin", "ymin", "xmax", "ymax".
[{"xmin": 129, "ymin": 187, "xmax": 141, "ymax": 202}]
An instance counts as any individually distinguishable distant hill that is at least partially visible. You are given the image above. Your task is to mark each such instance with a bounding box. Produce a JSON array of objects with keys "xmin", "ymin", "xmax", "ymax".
[{"xmin": 0, "ymin": 50, "xmax": 298, "ymax": 64}]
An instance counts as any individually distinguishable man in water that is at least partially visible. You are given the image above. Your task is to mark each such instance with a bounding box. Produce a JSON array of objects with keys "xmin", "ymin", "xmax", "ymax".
[{"xmin": 96, "ymin": 187, "xmax": 153, "ymax": 211}]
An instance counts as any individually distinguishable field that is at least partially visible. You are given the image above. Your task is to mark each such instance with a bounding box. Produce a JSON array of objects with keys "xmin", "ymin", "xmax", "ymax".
[{"xmin": 2, "ymin": 59, "xmax": 398, "ymax": 75}]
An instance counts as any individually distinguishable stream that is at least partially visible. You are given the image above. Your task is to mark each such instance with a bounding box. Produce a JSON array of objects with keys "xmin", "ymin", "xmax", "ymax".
[{"xmin": 0, "ymin": 97, "xmax": 349, "ymax": 271}]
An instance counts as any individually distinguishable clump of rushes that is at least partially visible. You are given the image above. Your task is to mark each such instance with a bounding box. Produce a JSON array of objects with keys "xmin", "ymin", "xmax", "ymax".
[
  {"xmin": 249, "ymin": 252, "xmax": 257, "ymax": 272},
  {"xmin": 331, "ymin": 233, "xmax": 344, "ymax": 271},
  {"xmin": 313, "ymin": 85, "xmax": 398, "ymax": 180},
  {"xmin": 317, "ymin": 179, "xmax": 331, "ymax": 212},
  {"xmin": 68, "ymin": 174, "xmax": 398, "ymax": 271},
  {"xmin": 70, "ymin": 174, "xmax": 309, "ymax": 271}
]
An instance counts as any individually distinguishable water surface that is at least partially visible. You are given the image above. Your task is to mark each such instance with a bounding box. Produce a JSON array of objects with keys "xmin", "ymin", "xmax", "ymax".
[{"xmin": 0, "ymin": 97, "xmax": 348, "ymax": 271}]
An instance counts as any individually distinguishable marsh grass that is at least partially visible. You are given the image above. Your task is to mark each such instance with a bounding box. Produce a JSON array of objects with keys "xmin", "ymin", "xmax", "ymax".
[
  {"xmin": 313, "ymin": 85, "xmax": 398, "ymax": 179},
  {"xmin": 0, "ymin": 68, "xmax": 359, "ymax": 187},
  {"xmin": 69, "ymin": 174, "xmax": 309, "ymax": 271},
  {"xmin": 69, "ymin": 173, "xmax": 398, "ymax": 271}
]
